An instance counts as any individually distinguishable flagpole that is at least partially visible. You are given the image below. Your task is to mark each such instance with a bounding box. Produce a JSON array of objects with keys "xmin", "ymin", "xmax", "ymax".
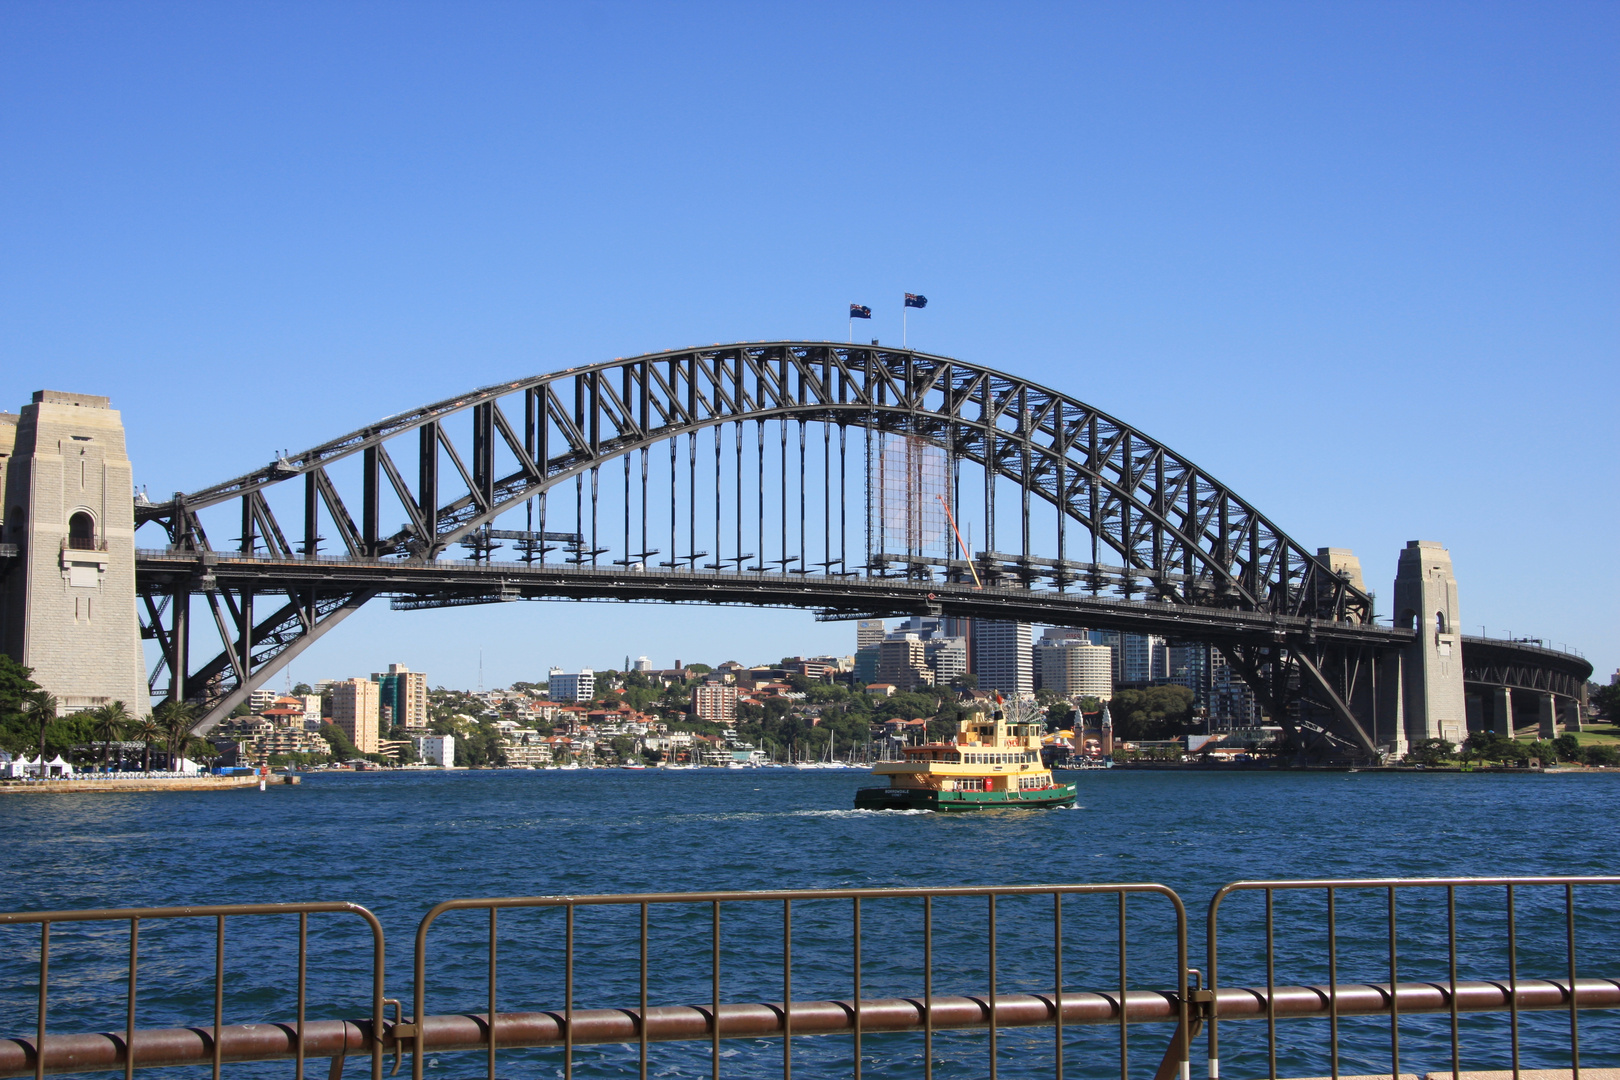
[{"xmin": 903, "ymin": 303, "xmax": 907, "ymax": 349}]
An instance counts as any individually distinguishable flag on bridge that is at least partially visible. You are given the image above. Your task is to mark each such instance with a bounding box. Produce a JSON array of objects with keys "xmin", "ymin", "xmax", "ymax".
[
  {"xmin": 849, "ymin": 304, "xmax": 871, "ymax": 319},
  {"xmin": 904, "ymin": 293, "xmax": 928, "ymax": 309}
]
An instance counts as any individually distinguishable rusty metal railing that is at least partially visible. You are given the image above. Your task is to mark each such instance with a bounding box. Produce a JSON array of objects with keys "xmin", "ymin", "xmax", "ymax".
[
  {"xmin": 0, "ymin": 902, "xmax": 385, "ymax": 1080},
  {"xmin": 3, "ymin": 878, "xmax": 1619, "ymax": 1080},
  {"xmin": 1205, "ymin": 875, "xmax": 1620, "ymax": 1080},
  {"xmin": 409, "ymin": 883, "xmax": 1189, "ymax": 1080}
]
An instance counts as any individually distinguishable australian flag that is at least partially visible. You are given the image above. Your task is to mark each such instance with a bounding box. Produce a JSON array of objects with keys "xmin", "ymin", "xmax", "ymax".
[
  {"xmin": 849, "ymin": 303, "xmax": 872, "ymax": 319},
  {"xmin": 904, "ymin": 293, "xmax": 928, "ymax": 309}
]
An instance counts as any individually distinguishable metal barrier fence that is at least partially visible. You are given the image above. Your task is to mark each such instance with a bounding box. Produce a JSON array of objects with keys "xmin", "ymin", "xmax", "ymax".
[
  {"xmin": 1205, "ymin": 876, "xmax": 1620, "ymax": 1080},
  {"xmin": 0, "ymin": 903, "xmax": 386, "ymax": 1080},
  {"xmin": 0, "ymin": 878, "xmax": 1616, "ymax": 1080},
  {"xmin": 410, "ymin": 883, "xmax": 1189, "ymax": 1080}
]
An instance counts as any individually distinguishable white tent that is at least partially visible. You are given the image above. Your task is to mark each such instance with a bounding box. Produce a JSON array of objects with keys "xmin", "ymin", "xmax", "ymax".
[
  {"xmin": 39, "ymin": 755, "xmax": 73, "ymax": 778},
  {"xmin": 0, "ymin": 753, "xmax": 28, "ymax": 779}
]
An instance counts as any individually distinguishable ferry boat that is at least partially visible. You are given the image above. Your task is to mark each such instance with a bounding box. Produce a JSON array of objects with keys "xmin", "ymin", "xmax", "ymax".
[{"xmin": 854, "ymin": 701, "xmax": 1078, "ymax": 811}]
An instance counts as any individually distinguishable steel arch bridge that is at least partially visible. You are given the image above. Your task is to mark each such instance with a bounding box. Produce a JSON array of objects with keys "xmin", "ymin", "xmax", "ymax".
[{"xmin": 132, "ymin": 341, "xmax": 1588, "ymax": 757}]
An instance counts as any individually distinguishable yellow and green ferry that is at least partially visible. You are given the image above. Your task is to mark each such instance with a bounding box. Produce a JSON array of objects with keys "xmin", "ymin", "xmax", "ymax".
[{"xmin": 854, "ymin": 702, "xmax": 1078, "ymax": 811}]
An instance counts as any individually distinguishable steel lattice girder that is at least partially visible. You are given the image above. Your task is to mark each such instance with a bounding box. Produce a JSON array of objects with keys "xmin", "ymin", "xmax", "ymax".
[{"xmin": 138, "ymin": 343, "xmax": 1371, "ymax": 622}]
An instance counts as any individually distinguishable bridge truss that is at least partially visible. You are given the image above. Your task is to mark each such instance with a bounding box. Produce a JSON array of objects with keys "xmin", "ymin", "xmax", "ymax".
[{"xmin": 133, "ymin": 342, "xmax": 1459, "ymax": 757}]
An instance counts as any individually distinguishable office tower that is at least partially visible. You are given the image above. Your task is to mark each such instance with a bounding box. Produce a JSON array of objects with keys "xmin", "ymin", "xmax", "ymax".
[
  {"xmin": 971, "ymin": 620, "xmax": 1033, "ymax": 696},
  {"xmin": 1119, "ymin": 633, "xmax": 1168, "ymax": 683},
  {"xmin": 856, "ymin": 620, "xmax": 887, "ymax": 650}
]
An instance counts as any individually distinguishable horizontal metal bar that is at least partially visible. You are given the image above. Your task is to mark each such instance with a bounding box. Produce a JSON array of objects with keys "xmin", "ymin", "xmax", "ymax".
[
  {"xmin": 3, "ymin": 979, "xmax": 1615, "ymax": 1078},
  {"xmin": 0, "ymin": 902, "xmax": 374, "ymax": 927}
]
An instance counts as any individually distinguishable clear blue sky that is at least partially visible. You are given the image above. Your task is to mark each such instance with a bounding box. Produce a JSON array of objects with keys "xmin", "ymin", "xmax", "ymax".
[{"xmin": 3, "ymin": 3, "xmax": 1615, "ymax": 690}]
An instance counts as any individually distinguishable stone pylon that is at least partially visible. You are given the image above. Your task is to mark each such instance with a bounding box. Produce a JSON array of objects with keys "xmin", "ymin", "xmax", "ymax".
[
  {"xmin": 1393, "ymin": 540, "xmax": 1466, "ymax": 747},
  {"xmin": 0, "ymin": 392, "xmax": 148, "ymax": 715}
]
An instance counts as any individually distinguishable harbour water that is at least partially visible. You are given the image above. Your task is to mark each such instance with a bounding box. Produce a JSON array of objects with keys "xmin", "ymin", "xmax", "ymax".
[{"xmin": 2, "ymin": 769, "xmax": 1616, "ymax": 1078}]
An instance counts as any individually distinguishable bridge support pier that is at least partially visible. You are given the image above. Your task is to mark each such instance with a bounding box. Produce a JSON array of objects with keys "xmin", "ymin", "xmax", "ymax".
[
  {"xmin": 1493, "ymin": 686, "xmax": 1515, "ymax": 738},
  {"xmin": 1562, "ymin": 698, "xmax": 1583, "ymax": 733},
  {"xmin": 1466, "ymin": 693, "xmax": 1484, "ymax": 735},
  {"xmin": 1538, "ymin": 693, "xmax": 1559, "ymax": 739}
]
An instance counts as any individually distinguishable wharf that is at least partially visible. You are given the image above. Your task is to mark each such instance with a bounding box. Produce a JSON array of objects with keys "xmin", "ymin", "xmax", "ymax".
[{"xmin": 0, "ymin": 774, "xmax": 297, "ymax": 794}]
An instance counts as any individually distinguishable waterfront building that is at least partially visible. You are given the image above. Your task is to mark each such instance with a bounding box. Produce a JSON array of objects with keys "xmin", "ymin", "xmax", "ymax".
[
  {"xmin": 547, "ymin": 667, "xmax": 595, "ymax": 703},
  {"xmin": 971, "ymin": 620, "xmax": 1033, "ymax": 697},
  {"xmin": 332, "ymin": 678, "xmax": 381, "ymax": 754},
  {"xmin": 1038, "ymin": 637, "xmax": 1113, "ymax": 700},
  {"xmin": 417, "ymin": 733, "xmax": 454, "ymax": 767},
  {"xmin": 248, "ymin": 689, "xmax": 279, "ymax": 712},
  {"xmin": 373, "ymin": 664, "xmax": 428, "ymax": 730}
]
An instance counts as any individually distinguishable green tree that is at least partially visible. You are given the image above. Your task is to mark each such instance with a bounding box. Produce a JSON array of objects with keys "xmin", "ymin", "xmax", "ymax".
[
  {"xmin": 1588, "ymin": 683, "xmax": 1620, "ymax": 722},
  {"xmin": 1108, "ymin": 686, "xmax": 1196, "ymax": 740},
  {"xmin": 1406, "ymin": 738, "xmax": 1455, "ymax": 766},
  {"xmin": 1582, "ymin": 744, "xmax": 1618, "ymax": 767},
  {"xmin": 25, "ymin": 690, "xmax": 58, "ymax": 769},
  {"xmin": 320, "ymin": 723, "xmax": 359, "ymax": 762},
  {"xmin": 1551, "ymin": 734, "xmax": 1582, "ymax": 763},
  {"xmin": 91, "ymin": 701, "xmax": 132, "ymax": 771},
  {"xmin": 130, "ymin": 714, "xmax": 162, "ymax": 772},
  {"xmin": 155, "ymin": 701, "xmax": 198, "ymax": 771}
]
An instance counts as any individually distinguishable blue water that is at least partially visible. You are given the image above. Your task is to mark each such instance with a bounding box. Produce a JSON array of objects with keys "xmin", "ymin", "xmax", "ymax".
[{"xmin": 2, "ymin": 769, "xmax": 1617, "ymax": 1079}]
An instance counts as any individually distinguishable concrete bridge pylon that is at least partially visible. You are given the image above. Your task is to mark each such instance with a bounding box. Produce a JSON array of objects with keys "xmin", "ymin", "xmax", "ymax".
[
  {"xmin": 0, "ymin": 391, "xmax": 148, "ymax": 716},
  {"xmin": 1392, "ymin": 540, "xmax": 1467, "ymax": 748}
]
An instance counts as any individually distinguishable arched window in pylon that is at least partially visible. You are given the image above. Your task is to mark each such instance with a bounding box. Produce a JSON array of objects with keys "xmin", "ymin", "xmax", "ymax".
[
  {"xmin": 1436, "ymin": 611, "xmax": 1448, "ymax": 635},
  {"xmin": 68, "ymin": 511, "xmax": 96, "ymax": 551}
]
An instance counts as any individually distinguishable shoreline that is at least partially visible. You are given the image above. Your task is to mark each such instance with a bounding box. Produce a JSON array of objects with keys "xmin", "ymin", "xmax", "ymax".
[{"xmin": 0, "ymin": 774, "xmax": 298, "ymax": 794}]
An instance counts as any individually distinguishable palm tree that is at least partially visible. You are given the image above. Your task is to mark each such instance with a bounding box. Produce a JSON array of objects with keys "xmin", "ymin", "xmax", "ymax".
[
  {"xmin": 91, "ymin": 701, "xmax": 132, "ymax": 772},
  {"xmin": 155, "ymin": 701, "xmax": 197, "ymax": 771},
  {"xmin": 23, "ymin": 691, "xmax": 59, "ymax": 775},
  {"xmin": 130, "ymin": 715, "xmax": 162, "ymax": 773}
]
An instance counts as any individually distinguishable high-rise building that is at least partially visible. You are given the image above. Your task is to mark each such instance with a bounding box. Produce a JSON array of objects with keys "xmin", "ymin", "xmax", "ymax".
[
  {"xmin": 332, "ymin": 678, "xmax": 381, "ymax": 754},
  {"xmin": 856, "ymin": 620, "xmax": 887, "ymax": 650},
  {"xmin": 1167, "ymin": 643, "xmax": 1211, "ymax": 706},
  {"xmin": 853, "ymin": 645, "xmax": 880, "ymax": 683},
  {"xmin": 971, "ymin": 620, "xmax": 1033, "ymax": 696},
  {"xmin": 924, "ymin": 636, "xmax": 968, "ymax": 685},
  {"xmin": 878, "ymin": 633, "xmax": 934, "ymax": 691},
  {"xmin": 373, "ymin": 663, "xmax": 428, "ymax": 730},
  {"xmin": 1119, "ymin": 633, "xmax": 1168, "ymax": 684},
  {"xmin": 1039, "ymin": 639, "xmax": 1114, "ymax": 700},
  {"xmin": 693, "ymin": 683, "xmax": 740, "ymax": 722},
  {"xmin": 548, "ymin": 667, "xmax": 595, "ymax": 703},
  {"xmin": 1209, "ymin": 651, "xmax": 1261, "ymax": 729}
]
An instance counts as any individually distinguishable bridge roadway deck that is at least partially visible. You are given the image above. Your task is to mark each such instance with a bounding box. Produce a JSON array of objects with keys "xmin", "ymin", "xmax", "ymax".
[{"xmin": 136, "ymin": 548, "xmax": 1411, "ymax": 648}]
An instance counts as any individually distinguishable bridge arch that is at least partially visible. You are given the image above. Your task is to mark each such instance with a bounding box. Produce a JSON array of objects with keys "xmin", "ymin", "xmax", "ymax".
[{"xmin": 135, "ymin": 341, "xmax": 1476, "ymax": 754}]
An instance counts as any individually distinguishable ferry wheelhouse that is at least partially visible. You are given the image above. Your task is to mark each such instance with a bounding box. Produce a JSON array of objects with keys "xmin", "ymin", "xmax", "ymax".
[{"xmin": 854, "ymin": 703, "xmax": 1078, "ymax": 811}]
